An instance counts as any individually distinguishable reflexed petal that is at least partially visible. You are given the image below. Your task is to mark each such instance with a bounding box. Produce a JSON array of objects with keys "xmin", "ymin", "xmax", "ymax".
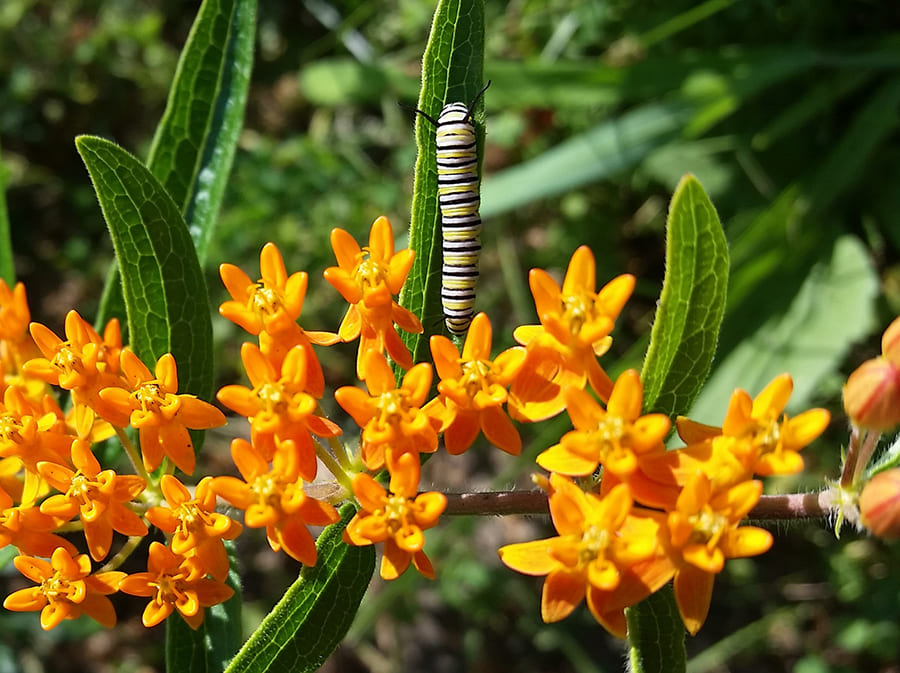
[
  {"xmin": 411, "ymin": 550, "xmax": 435, "ymax": 579},
  {"xmin": 606, "ymin": 369, "xmax": 642, "ymax": 421},
  {"xmin": 498, "ymin": 539, "xmax": 557, "ymax": 576},
  {"xmin": 563, "ymin": 387, "xmax": 604, "ymax": 431},
  {"xmin": 279, "ymin": 517, "xmax": 318, "ymax": 566},
  {"xmin": 480, "ymin": 407, "xmax": 521, "ymax": 456},
  {"xmin": 536, "ymin": 443, "xmax": 597, "ymax": 476},
  {"xmin": 675, "ymin": 416, "xmax": 722, "ymax": 443},
  {"xmin": 4, "ymin": 586, "xmax": 46, "ymax": 611},
  {"xmin": 443, "ymin": 411, "xmax": 481, "ymax": 455},
  {"xmin": 386, "ymin": 250, "xmax": 415, "ymax": 294},
  {"xmin": 352, "ymin": 473, "xmax": 387, "ymax": 511},
  {"xmin": 674, "ymin": 564, "xmax": 714, "ymax": 635},
  {"xmin": 380, "ymin": 540, "xmax": 411, "ymax": 580},
  {"xmin": 541, "ymin": 569, "xmax": 585, "ymax": 622},
  {"xmin": 177, "ymin": 397, "xmax": 226, "ymax": 429}
]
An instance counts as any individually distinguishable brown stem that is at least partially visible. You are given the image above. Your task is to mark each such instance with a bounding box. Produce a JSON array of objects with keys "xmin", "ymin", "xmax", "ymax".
[{"xmin": 442, "ymin": 490, "xmax": 835, "ymax": 520}]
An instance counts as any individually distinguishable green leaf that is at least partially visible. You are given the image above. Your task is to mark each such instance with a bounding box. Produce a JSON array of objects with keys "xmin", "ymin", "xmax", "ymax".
[
  {"xmin": 75, "ymin": 135, "xmax": 214, "ymax": 401},
  {"xmin": 0, "ymin": 142, "xmax": 13, "ymax": 285},
  {"xmin": 481, "ymin": 101, "xmax": 693, "ymax": 218},
  {"xmin": 97, "ymin": 0, "xmax": 256, "ymax": 328},
  {"xmin": 165, "ymin": 542, "xmax": 243, "ymax": 673},
  {"xmin": 640, "ymin": 174, "xmax": 729, "ymax": 418},
  {"xmin": 626, "ymin": 585, "xmax": 687, "ymax": 673},
  {"xmin": 225, "ymin": 505, "xmax": 375, "ymax": 673},
  {"xmin": 401, "ymin": 0, "xmax": 485, "ymax": 361},
  {"xmin": 690, "ymin": 234, "xmax": 877, "ymax": 420}
]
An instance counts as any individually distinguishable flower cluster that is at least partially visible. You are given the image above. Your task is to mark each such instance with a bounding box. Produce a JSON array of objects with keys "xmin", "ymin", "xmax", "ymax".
[
  {"xmin": 497, "ymin": 252, "xmax": 831, "ymax": 636},
  {"xmin": 0, "ymin": 213, "xmax": 846, "ymax": 642},
  {"xmin": 0, "ymin": 284, "xmax": 234, "ymax": 630}
]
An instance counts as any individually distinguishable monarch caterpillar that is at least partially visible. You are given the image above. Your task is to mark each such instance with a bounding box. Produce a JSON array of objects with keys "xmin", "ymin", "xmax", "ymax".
[{"xmin": 415, "ymin": 82, "xmax": 491, "ymax": 336}]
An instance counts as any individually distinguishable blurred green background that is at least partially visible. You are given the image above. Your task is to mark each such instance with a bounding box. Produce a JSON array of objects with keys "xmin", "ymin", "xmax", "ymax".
[{"xmin": 2, "ymin": 0, "xmax": 900, "ymax": 671}]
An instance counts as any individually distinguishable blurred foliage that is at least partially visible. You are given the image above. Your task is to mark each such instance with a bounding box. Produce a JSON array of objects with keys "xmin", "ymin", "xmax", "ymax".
[{"xmin": 3, "ymin": 0, "xmax": 900, "ymax": 672}]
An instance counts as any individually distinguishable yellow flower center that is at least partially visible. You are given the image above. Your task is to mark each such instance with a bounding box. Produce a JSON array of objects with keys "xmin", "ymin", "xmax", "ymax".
[
  {"xmin": 250, "ymin": 473, "xmax": 286, "ymax": 509},
  {"xmin": 578, "ymin": 525, "xmax": 611, "ymax": 564},
  {"xmin": 751, "ymin": 419, "xmax": 781, "ymax": 456},
  {"xmin": 68, "ymin": 473, "xmax": 98, "ymax": 504},
  {"xmin": 256, "ymin": 382, "xmax": 285, "ymax": 413},
  {"xmin": 375, "ymin": 390, "xmax": 408, "ymax": 426},
  {"xmin": 0, "ymin": 414, "xmax": 23, "ymax": 443},
  {"xmin": 251, "ymin": 284, "xmax": 280, "ymax": 316},
  {"xmin": 460, "ymin": 360, "xmax": 491, "ymax": 396},
  {"xmin": 687, "ymin": 507, "xmax": 728, "ymax": 547},
  {"xmin": 382, "ymin": 494, "xmax": 412, "ymax": 533},
  {"xmin": 152, "ymin": 573, "xmax": 188, "ymax": 605},
  {"xmin": 41, "ymin": 574, "xmax": 83, "ymax": 603},
  {"xmin": 562, "ymin": 293, "xmax": 594, "ymax": 334},
  {"xmin": 135, "ymin": 383, "xmax": 167, "ymax": 413},
  {"xmin": 354, "ymin": 255, "xmax": 387, "ymax": 291}
]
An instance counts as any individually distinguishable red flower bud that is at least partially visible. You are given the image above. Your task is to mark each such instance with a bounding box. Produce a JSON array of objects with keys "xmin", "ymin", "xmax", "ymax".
[
  {"xmin": 843, "ymin": 357, "xmax": 900, "ymax": 431},
  {"xmin": 859, "ymin": 468, "xmax": 900, "ymax": 538},
  {"xmin": 882, "ymin": 316, "xmax": 900, "ymax": 367}
]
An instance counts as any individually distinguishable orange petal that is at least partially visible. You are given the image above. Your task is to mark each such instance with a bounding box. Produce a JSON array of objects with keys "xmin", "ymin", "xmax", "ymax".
[
  {"xmin": 541, "ymin": 568, "xmax": 585, "ymax": 622},
  {"xmin": 674, "ymin": 564, "xmax": 714, "ymax": 635},
  {"xmin": 498, "ymin": 539, "xmax": 557, "ymax": 576}
]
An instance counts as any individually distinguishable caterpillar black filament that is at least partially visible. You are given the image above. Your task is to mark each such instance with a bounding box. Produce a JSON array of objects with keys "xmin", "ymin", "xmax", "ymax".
[{"xmin": 415, "ymin": 82, "xmax": 490, "ymax": 336}]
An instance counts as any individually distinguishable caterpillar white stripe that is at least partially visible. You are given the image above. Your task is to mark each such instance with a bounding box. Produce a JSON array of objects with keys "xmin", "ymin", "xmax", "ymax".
[{"xmin": 415, "ymin": 82, "xmax": 490, "ymax": 336}]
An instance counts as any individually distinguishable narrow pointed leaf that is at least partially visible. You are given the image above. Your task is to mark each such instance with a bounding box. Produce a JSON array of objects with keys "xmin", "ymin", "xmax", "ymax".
[
  {"xmin": 401, "ymin": 0, "xmax": 485, "ymax": 360},
  {"xmin": 97, "ymin": 0, "xmax": 256, "ymax": 328},
  {"xmin": 75, "ymin": 135, "xmax": 213, "ymax": 401},
  {"xmin": 224, "ymin": 505, "xmax": 375, "ymax": 673},
  {"xmin": 641, "ymin": 174, "xmax": 729, "ymax": 418},
  {"xmin": 626, "ymin": 585, "xmax": 687, "ymax": 673}
]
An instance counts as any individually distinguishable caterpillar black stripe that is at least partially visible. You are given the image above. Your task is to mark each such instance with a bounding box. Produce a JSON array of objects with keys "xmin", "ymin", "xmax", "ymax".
[{"xmin": 415, "ymin": 82, "xmax": 490, "ymax": 336}]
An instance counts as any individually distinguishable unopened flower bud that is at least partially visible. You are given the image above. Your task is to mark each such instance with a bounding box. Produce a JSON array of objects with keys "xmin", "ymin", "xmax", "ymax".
[
  {"xmin": 859, "ymin": 468, "xmax": 900, "ymax": 538},
  {"xmin": 882, "ymin": 316, "xmax": 900, "ymax": 367},
  {"xmin": 843, "ymin": 357, "xmax": 900, "ymax": 431}
]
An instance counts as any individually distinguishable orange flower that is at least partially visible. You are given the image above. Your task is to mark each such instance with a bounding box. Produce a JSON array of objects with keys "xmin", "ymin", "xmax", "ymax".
[
  {"xmin": 0, "ymin": 280, "xmax": 41, "ymax": 380},
  {"xmin": 24, "ymin": 311, "xmax": 128, "ymax": 423},
  {"xmin": 537, "ymin": 370, "xmax": 669, "ymax": 478},
  {"xmin": 0, "ymin": 386, "xmax": 75, "ymax": 504},
  {"xmin": 508, "ymin": 247, "xmax": 634, "ymax": 421},
  {"xmin": 343, "ymin": 452, "xmax": 446, "ymax": 580},
  {"xmin": 335, "ymin": 350, "xmax": 439, "ymax": 472},
  {"xmin": 323, "ymin": 216, "xmax": 422, "ymax": 377},
  {"xmin": 0, "ymin": 484, "xmax": 77, "ymax": 557},
  {"xmin": 677, "ymin": 374, "xmax": 830, "ymax": 477},
  {"xmin": 425, "ymin": 313, "xmax": 525, "ymax": 455},
  {"xmin": 498, "ymin": 474, "xmax": 672, "ymax": 637},
  {"xmin": 118, "ymin": 541, "xmax": 234, "ymax": 629},
  {"xmin": 216, "ymin": 342, "xmax": 339, "ymax": 473},
  {"xmin": 145, "ymin": 475, "xmax": 242, "ymax": 582},
  {"xmin": 212, "ymin": 438, "xmax": 339, "ymax": 565},
  {"xmin": 38, "ymin": 438, "xmax": 148, "ymax": 561},
  {"xmin": 219, "ymin": 242, "xmax": 337, "ymax": 396},
  {"xmin": 99, "ymin": 349, "xmax": 226, "ymax": 474},
  {"xmin": 4, "ymin": 547, "xmax": 124, "ymax": 630},
  {"xmin": 667, "ymin": 472, "xmax": 772, "ymax": 634}
]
